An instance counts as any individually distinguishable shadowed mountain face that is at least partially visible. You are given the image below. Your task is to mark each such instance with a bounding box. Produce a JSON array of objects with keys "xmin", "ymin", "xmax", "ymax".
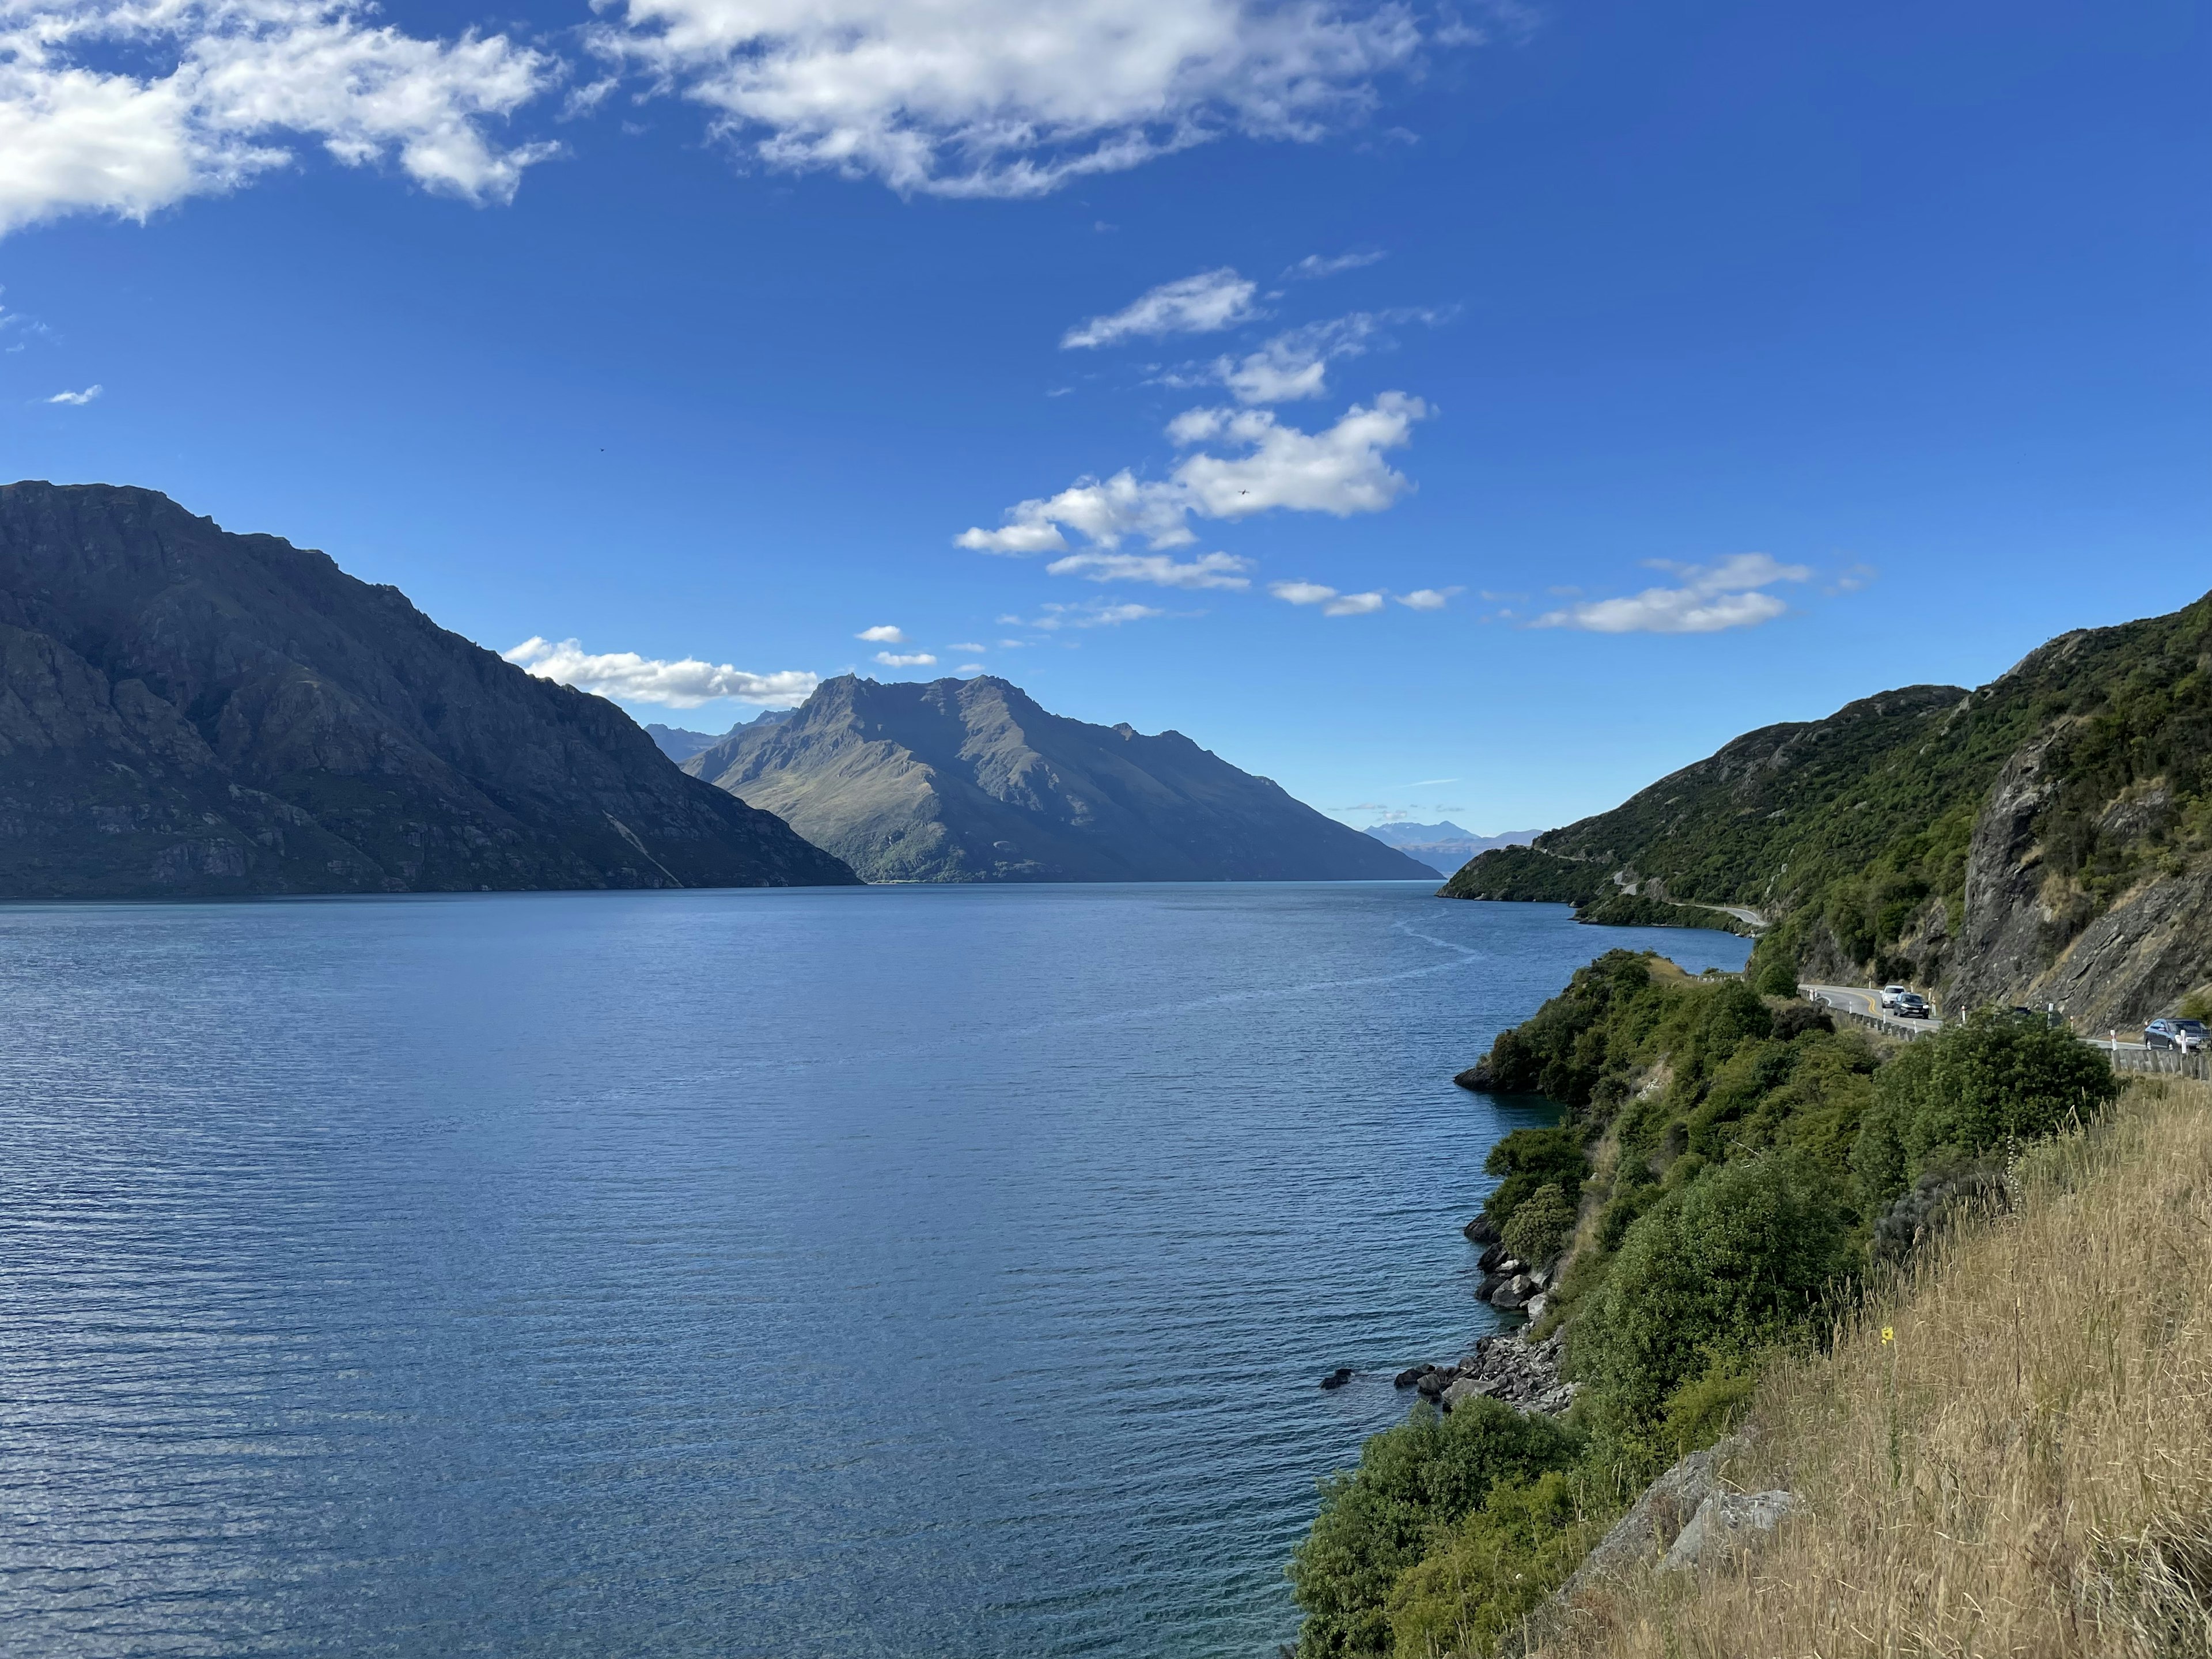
[
  {"xmin": 683, "ymin": 673, "xmax": 1436, "ymax": 884},
  {"xmin": 0, "ymin": 482, "xmax": 858, "ymax": 896}
]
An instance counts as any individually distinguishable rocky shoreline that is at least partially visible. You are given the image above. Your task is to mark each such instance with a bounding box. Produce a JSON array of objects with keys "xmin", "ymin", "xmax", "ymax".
[{"xmin": 1392, "ymin": 1327, "xmax": 1575, "ymax": 1416}]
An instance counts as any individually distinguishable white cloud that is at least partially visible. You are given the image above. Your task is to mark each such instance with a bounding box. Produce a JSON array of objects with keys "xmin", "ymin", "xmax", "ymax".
[
  {"xmin": 1532, "ymin": 553, "xmax": 1811, "ymax": 635},
  {"xmin": 873, "ymin": 649, "xmax": 938, "ymax": 666},
  {"xmin": 1287, "ymin": 248, "xmax": 1384, "ymax": 278},
  {"xmin": 1395, "ymin": 586, "xmax": 1457, "ymax": 609},
  {"xmin": 949, "ymin": 641, "xmax": 985, "ymax": 653},
  {"xmin": 959, "ymin": 391, "xmax": 1425, "ymax": 552},
  {"xmin": 1012, "ymin": 599, "xmax": 1168, "ymax": 630},
  {"xmin": 592, "ymin": 0, "xmax": 1424, "ymax": 200},
  {"xmin": 856, "ymin": 623, "xmax": 906, "ymax": 642},
  {"xmin": 46, "ymin": 383, "xmax": 100, "ymax": 404},
  {"xmin": 0, "ymin": 1, "xmax": 560, "ymax": 237},
  {"xmin": 1827, "ymin": 561, "xmax": 1878, "ymax": 596},
  {"xmin": 955, "ymin": 662, "xmax": 986, "ymax": 673},
  {"xmin": 1063, "ymin": 267, "xmax": 1257, "ymax": 349},
  {"xmin": 505, "ymin": 636, "xmax": 817, "ymax": 708},
  {"xmin": 1046, "ymin": 550, "xmax": 1252, "ymax": 589},
  {"xmin": 1268, "ymin": 579, "xmax": 1382, "ymax": 616}
]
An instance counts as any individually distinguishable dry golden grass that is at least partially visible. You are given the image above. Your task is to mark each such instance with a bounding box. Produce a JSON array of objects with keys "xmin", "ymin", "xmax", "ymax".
[{"xmin": 1537, "ymin": 1078, "xmax": 2212, "ymax": 1659}]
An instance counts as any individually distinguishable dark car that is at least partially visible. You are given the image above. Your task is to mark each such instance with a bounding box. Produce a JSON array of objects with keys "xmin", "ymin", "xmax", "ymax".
[
  {"xmin": 1895, "ymin": 993, "xmax": 1931, "ymax": 1020},
  {"xmin": 2148, "ymin": 1018, "xmax": 2207, "ymax": 1054}
]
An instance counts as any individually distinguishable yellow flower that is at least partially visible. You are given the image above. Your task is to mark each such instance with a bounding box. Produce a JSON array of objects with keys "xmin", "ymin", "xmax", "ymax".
[{"xmin": 1881, "ymin": 1326, "xmax": 1895, "ymax": 1344}]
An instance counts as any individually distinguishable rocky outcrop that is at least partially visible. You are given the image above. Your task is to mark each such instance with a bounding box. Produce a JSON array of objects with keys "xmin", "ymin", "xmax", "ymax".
[
  {"xmin": 683, "ymin": 673, "xmax": 1436, "ymax": 884},
  {"xmin": 0, "ymin": 482, "xmax": 859, "ymax": 896},
  {"xmin": 1557, "ymin": 1437, "xmax": 1743, "ymax": 1597},
  {"xmin": 1397, "ymin": 1330, "xmax": 1574, "ymax": 1416},
  {"xmin": 1657, "ymin": 1489, "xmax": 1798, "ymax": 1572}
]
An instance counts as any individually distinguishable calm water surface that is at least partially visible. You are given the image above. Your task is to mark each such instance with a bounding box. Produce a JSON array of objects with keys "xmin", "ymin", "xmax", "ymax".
[{"xmin": 0, "ymin": 883, "xmax": 1747, "ymax": 1657}]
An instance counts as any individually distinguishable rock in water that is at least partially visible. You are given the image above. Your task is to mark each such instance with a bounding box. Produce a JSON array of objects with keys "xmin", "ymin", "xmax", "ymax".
[
  {"xmin": 0, "ymin": 482, "xmax": 859, "ymax": 897},
  {"xmin": 1319, "ymin": 1367, "xmax": 1354, "ymax": 1391}
]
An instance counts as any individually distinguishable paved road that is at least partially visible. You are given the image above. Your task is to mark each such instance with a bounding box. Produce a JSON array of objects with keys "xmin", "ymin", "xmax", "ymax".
[
  {"xmin": 1804, "ymin": 982, "xmax": 2160, "ymax": 1054},
  {"xmin": 1804, "ymin": 982, "xmax": 1944, "ymax": 1034},
  {"xmin": 1698, "ymin": 903, "xmax": 1768, "ymax": 930}
]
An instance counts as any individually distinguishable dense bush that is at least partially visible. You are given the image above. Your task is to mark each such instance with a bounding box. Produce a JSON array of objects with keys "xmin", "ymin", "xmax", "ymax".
[
  {"xmin": 1853, "ymin": 1013, "xmax": 2122, "ymax": 1214},
  {"xmin": 1501, "ymin": 1183, "xmax": 1576, "ymax": 1267},
  {"xmin": 1382, "ymin": 1469, "xmax": 1609, "ymax": 1659},
  {"xmin": 1480, "ymin": 1128, "xmax": 1584, "ymax": 1233},
  {"xmin": 1288, "ymin": 1399, "xmax": 1586, "ymax": 1658},
  {"xmin": 1569, "ymin": 1150, "xmax": 1853, "ymax": 1441}
]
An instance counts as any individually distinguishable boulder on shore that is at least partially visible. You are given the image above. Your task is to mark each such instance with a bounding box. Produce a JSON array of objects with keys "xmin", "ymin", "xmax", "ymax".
[{"xmin": 1454, "ymin": 1058, "xmax": 1496, "ymax": 1092}]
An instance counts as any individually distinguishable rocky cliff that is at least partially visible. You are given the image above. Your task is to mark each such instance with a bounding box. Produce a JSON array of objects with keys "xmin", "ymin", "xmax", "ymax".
[
  {"xmin": 683, "ymin": 672, "xmax": 1435, "ymax": 884},
  {"xmin": 0, "ymin": 482, "xmax": 858, "ymax": 896},
  {"xmin": 1444, "ymin": 590, "xmax": 2212, "ymax": 1027}
]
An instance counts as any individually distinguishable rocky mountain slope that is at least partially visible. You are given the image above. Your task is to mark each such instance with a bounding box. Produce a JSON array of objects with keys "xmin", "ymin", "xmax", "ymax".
[
  {"xmin": 0, "ymin": 482, "xmax": 858, "ymax": 896},
  {"xmin": 1443, "ymin": 590, "xmax": 2212, "ymax": 1028},
  {"xmin": 647, "ymin": 709, "xmax": 791, "ymax": 763},
  {"xmin": 683, "ymin": 673, "xmax": 1434, "ymax": 884}
]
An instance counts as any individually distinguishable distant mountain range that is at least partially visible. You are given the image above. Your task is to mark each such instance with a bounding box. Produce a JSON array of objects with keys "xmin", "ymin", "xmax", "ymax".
[
  {"xmin": 0, "ymin": 483, "xmax": 857, "ymax": 896},
  {"xmin": 1363, "ymin": 820, "xmax": 1541, "ymax": 877},
  {"xmin": 683, "ymin": 673, "xmax": 1435, "ymax": 884},
  {"xmin": 647, "ymin": 709, "xmax": 791, "ymax": 763}
]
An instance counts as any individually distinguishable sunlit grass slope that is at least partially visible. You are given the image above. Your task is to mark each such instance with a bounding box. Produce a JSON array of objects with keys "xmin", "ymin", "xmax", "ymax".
[{"xmin": 1539, "ymin": 1078, "xmax": 2212, "ymax": 1659}]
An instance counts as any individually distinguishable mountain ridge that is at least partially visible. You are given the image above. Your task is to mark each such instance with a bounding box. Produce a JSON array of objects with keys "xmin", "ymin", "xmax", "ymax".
[
  {"xmin": 683, "ymin": 673, "xmax": 1435, "ymax": 884},
  {"xmin": 0, "ymin": 481, "xmax": 857, "ymax": 896},
  {"xmin": 1441, "ymin": 590, "xmax": 2212, "ymax": 1028}
]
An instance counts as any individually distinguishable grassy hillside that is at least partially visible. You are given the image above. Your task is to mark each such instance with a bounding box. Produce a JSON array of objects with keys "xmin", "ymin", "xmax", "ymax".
[
  {"xmin": 1537, "ymin": 1077, "xmax": 2212, "ymax": 1659},
  {"xmin": 1441, "ymin": 591, "xmax": 2212, "ymax": 1026},
  {"xmin": 1286, "ymin": 956, "xmax": 2123, "ymax": 1658}
]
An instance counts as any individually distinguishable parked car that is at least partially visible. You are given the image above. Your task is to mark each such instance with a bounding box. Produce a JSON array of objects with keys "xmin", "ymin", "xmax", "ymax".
[
  {"xmin": 1880, "ymin": 984, "xmax": 1908, "ymax": 1010},
  {"xmin": 2148, "ymin": 1018, "xmax": 2208, "ymax": 1054},
  {"xmin": 1895, "ymin": 993, "xmax": 1931, "ymax": 1020}
]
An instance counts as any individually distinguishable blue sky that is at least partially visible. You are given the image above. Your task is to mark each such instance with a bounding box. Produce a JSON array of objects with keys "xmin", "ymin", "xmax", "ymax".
[{"xmin": 2, "ymin": 0, "xmax": 2205, "ymax": 834}]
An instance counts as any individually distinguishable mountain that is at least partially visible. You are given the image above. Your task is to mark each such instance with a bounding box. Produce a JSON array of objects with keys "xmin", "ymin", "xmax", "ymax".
[
  {"xmin": 1365, "ymin": 820, "xmax": 1541, "ymax": 876},
  {"xmin": 0, "ymin": 482, "xmax": 858, "ymax": 896},
  {"xmin": 647, "ymin": 709, "xmax": 792, "ymax": 763},
  {"xmin": 681, "ymin": 673, "xmax": 1435, "ymax": 884},
  {"xmin": 1442, "ymin": 589, "xmax": 2212, "ymax": 1028}
]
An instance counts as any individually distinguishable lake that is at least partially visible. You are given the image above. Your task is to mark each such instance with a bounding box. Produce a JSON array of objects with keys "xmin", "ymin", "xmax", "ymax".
[{"xmin": 0, "ymin": 883, "xmax": 1748, "ymax": 1657}]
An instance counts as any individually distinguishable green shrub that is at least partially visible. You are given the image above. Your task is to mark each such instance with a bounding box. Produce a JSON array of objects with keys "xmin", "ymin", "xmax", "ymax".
[
  {"xmin": 1657, "ymin": 1356, "xmax": 1762, "ymax": 1459},
  {"xmin": 1853, "ymin": 1013, "xmax": 2122, "ymax": 1213},
  {"xmin": 1289, "ymin": 1400, "xmax": 1586, "ymax": 1658},
  {"xmin": 1480, "ymin": 1127, "xmax": 1584, "ymax": 1232},
  {"xmin": 1382, "ymin": 1469, "xmax": 1609, "ymax": 1659},
  {"xmin": 1569, "ymin": 1150, "xmax": 1852, "ymax": 1442},
  {"xmin": 1753, "ymin": 950, "xmax": 1800, "ymax": 998},
  {"xmin": 1502, "ymin": 1183, "xmax": 1576, "ymax": 1267}
]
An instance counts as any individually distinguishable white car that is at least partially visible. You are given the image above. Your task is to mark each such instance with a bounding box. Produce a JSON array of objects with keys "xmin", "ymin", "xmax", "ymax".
[{"xmin": 1880, "ymin": 984, "xmax": 1908, "ymax": 1011}]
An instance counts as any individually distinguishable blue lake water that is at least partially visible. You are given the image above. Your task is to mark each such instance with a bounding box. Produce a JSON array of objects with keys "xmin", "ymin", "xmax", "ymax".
[{"xmin": 0, "ymin": 883, "xmax": 1748, "ymax": 1657}]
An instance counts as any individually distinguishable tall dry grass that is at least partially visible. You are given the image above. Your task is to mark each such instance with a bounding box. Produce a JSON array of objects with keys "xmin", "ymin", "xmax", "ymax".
[{"xmin": 1537, "ymin": 1078, "xmax": 2212, "ymax": 1659}]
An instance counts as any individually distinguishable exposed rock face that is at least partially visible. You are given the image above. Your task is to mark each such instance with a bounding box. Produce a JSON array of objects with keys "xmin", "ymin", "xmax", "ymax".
[
  {"xmin": 0, "ymin": 482, "xmax": 858, "ymax": 896},
  {"xmin": 1560, "ymin": 1437, "xmax": 1741, "ymax": 1594},
  {"xmin": 684, "ymin": 672, "xmax": 1437, "ymax": 884},
  {"xmin": 1403, "ymin": 1330, "xmax": 1574, "ymax": 1416},
  {"xmin": 1656, "ymin": 1489, "xmax": 1798, "ymax": 1573}
]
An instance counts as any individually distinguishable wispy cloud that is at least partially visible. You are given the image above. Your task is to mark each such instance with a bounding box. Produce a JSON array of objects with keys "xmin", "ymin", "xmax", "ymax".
[
  {"xmin": 1287, "ymin": 249, "xmax": 1385, "ymax": 279},
  {"xmin": 1046, "ymin": 550, "xmax": 1252, "ymax": 590},
  {"xmin": 949, "ymin": 642, "xmax": 985, "ymax": 654},
  {"xmin": 873, "ymin": 650, "xmax": 938, "ymax": 667},
  {"xmin": 46, "ymin": 385, "xmax": 100, "ymax": 405},
  {"xmin": 1009, "ymin": 600, "xmax": 1170, "ymax": 630},
  {"xmin": 505, "ymin": 637, "xmax": 817, "ymax": 708},
  {"xmin": 1270, "ymin": 579, "xmax": 1384, "ymax": 616},
  {"xmin": 1395, "ymin": 587, "xmax": 1459, "ymax": 609},
  {"xmin": 855, "ymin": 624, "xmax": 906, "ymax": 643},
  {"xmin": 1532, "ymin": 554, "xmax": 1811, "ymax": 634},
  {"xmin": 1063, "ymin": 268, "xmax": 1259, "ymax": 349},
  {"xmin": 1826, "ymin": 562, "xmax": 1879, "ymax": 596},
  {"xmin": 959, "ymin": 393, "xmax": 1427, "ymax": 554}
]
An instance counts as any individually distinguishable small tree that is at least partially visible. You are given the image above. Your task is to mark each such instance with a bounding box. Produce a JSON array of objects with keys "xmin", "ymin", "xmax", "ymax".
[{"xmin": 1502, "ymin": 1183, "xmax": 1576, "ymax": 1267}]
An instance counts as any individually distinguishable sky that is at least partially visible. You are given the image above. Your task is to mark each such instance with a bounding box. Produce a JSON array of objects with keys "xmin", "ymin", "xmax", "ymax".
[{"xmin": 1, "ymin": 0, "xmax": 2206, "ymax": 834}]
